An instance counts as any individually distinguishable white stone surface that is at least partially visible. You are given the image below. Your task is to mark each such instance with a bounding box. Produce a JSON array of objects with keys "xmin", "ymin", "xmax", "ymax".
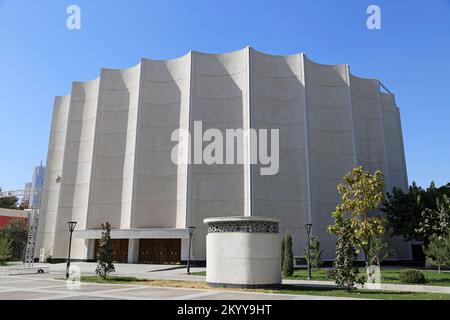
[{"xmin": 205, "ymin": 217, "xmax": 281, "ymax": 286}]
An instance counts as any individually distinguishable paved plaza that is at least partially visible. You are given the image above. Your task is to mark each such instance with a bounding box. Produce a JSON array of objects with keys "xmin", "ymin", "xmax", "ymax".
[
  {"xmin": 1, "ymin": 263, "xmax": 448, "ymax": 300},
  {"xmin": 0, "ymin": 262, "xmax": 355, "ymax": 300},
  {"xmin": 0, "ymin": 273, "xmax": 339, "ymax": 300}
]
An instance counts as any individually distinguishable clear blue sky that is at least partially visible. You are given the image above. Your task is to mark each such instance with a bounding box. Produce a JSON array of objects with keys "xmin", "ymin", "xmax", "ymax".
[{"xmin": 1, "ymin": 0, "xmax": 449, "ymax": 190}]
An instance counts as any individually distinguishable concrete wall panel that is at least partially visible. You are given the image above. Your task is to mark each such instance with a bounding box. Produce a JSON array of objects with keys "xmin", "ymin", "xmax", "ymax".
[
  {"xmin": 36, "ymin": 96, "xmax": 70, "ymax": 256},
  {"xmin": 381, "ymin": 93, "xmax": 408, "ymax": 192},
  {"xmin": 52, "ymin": 80, "xmax": 100, "ymax": 257},
  {"xmin": 133, "ymin": 55, "xmax": 190, "ymax": 228},
  {"xmin": 189, "ymin": 49, "xmax": 248, "ymax": 259},
  {"xmin": 350, "ymin": 75, "xmax": 386, "ymax": 175},
  {"xmin": 304, "ymin": 57, "xmax": 356, "ymax": 259},
  {"xmin": 251, "ymin": 51, "xmax": 308, "ymax": 258},
  {"xmin": 87, "ymin": 64, "xmax": 141, "ymax": 231}
]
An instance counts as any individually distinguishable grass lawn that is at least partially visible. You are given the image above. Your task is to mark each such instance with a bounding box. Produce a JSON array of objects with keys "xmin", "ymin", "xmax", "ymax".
[
  {"xmin": 191, "ymin": 269, "xmax": 450, "ymax": 287},
  {"xmin": 78, "ymin": 275, "xmax": 450, "ymax": 300},
  {"xmin": 79, "ymin": 276, "xmax": 147, "ymax": 284},
  {"xmin": 286, "ymin": 269, "xmax": 450, "ymax": 287}
]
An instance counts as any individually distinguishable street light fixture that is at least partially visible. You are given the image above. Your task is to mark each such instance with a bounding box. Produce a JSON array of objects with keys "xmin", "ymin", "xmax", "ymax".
[
  {"xmin": 65, "ymin": 221, "xmax": 77, "ymax": 279},
  {"xmin": 187, "ymin": 226, "xmax": 195, "ymax": 274},
  {"xmin": 304, "ymin": 223, "xmax": 313, "ymax": 280}
]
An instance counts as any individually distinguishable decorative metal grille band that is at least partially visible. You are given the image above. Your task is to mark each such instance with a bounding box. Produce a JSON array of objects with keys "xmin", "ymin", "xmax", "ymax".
[{"xmin": 207, "ymin": 221, "xmax": 278, "ymax": 233}]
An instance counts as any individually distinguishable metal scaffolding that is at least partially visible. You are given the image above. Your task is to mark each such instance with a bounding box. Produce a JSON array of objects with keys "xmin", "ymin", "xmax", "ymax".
[{"xmin": 24, "ymin": 209, "xmax": 40, "ymax": 268}]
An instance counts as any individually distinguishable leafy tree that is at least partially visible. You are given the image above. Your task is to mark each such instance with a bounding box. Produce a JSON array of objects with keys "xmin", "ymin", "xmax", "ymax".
[
  {"xmin": 328, "ymin": 166, "xmax": 386, "ymax": 267},
  {"xmin": 330, "ymin": 215, "xmax": 363, "ymax": 290},
  {"xmin": 95, "ymin": 222, "xmax": 115, "ymax": 279},
  {"xmin": 282, "ymin": 233, "xmax": 294, "ymax": 277},
  {"xmin": 0, "ymin": 228, "xmax": 11, "ymax": 265},
  {"xmin": 423, "ymin": 232, "xmax": 450, "ymax": 273},
  {"xmin": 3, "ymin": 219, "xmax": 28, "ymax": 261},
  {"xmin": 437, "ymin": 183, "xmax": 450, "ymax": 198},
  {"xmin": 383, "ymin": 181, "xmax": 450, "ymax": 244},
  {"xmin": 281, "ymin": 238, "xmax": 285, "ymax": 269},
  {"xmin": 416, "ymin": 195, "xmax": 450, "ymax": 242},
  {"xmin": 383, "ymin": 184, "xmax": 424, "ymax": 241},
  {"xmin": 0, "ymin": 187, "xmax": 19, "ymax": 209},
  {"xmin": 304, "ymin": 236, "xmax": 323, "ymax": 271}
]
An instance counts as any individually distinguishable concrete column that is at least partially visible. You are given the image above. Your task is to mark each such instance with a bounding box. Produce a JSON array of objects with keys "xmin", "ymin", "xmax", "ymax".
[
  {"xmin": 301, "ymin": 53, "xmax": 313, "ymax": 231},
  {"xmin": 245, "ymin": 46, "xmax": 252, "ymax": 217},
  {"xmin": 127, "ymin": 239, "xmax": 139, "ymax": 264}
]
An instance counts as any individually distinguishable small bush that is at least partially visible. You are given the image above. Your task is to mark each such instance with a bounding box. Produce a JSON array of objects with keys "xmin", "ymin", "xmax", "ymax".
[
  {"xmin": 399, "ymin": 269, "xmax": 426, "ymax": 284},
  {"xmin": 0, "ymin": 233, "xmax": 11, "ymax": 265}
]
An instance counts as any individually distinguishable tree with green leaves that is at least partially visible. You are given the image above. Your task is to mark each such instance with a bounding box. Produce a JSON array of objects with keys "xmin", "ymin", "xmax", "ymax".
[
  {"xmin": 383, "ymin": 181, "xmax": 450, "ymax": 245},
  {"xmin": 423, "ymin": 232, "xmax": 450, "ymax": 273},
  {"xmin": 383, "ymin": 184, "xmax": 424, "ymax": 242},
  {"xmin": 328, "ymin": 166, "xmax": 386, "ymax": 268},
  {"xmin": 330, "ymin": 215, "xmax": 363, "ymax": 290},
  {"xmin": 416, "ymin": 195, "xmax": 450, "ymax": 242},
  {"xmin": 3, "ymin": 219, "xmax": 28, "ymax": 261},
  {"xmin": 0, "ymin": 231, "xmax": 11, "ymax": 265},
  {"xmin": 0, "ymin": 187, "xmax": 19, "ymax": 209},
  {"xmin": 282, "ymin": 233, "xmax": 294, "ymax": 277},
  {"xmin": 304, "ymin": 236, "xmax": 322, "ymax": 271},
  {"xmin": 95, "ymin": 222, "xmax": 115, "ymax": 279},
  {"xmin": 281, "ymin": 238, "xmax": 285, "ymax": 270}
]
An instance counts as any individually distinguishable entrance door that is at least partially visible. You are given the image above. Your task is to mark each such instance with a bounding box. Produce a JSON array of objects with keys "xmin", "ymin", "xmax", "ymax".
[
  {"xmin": 138, "ymin": 239, "xmax": 181, "ymax": 264},
  {"xmin": 94, "ymin": 239, "xmax": 129, "ymax": 263}
]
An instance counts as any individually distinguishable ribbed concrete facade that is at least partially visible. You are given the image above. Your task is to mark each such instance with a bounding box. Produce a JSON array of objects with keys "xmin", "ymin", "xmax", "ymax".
[{"xmin": 37, "ymin": 48, "xmax": 411, "ymax": 262}]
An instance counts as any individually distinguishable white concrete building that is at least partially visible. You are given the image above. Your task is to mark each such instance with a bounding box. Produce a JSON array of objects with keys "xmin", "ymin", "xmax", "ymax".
[{"xmin": 37, "ymin": 48, "xmax": 411, "ymax": 263}]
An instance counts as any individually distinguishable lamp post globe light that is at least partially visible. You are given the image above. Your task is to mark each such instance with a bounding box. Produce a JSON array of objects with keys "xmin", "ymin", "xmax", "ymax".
[
  {"xmin": 65, "ymin": 221, "xmax": 77, "ymax": 279},
  {"xmin": 187, "ymin": 226, "xmax": 195, "ymax": 275},
  {"xmin": 304, "ymin": 223, "xmax": 313, "ymax": 280}
]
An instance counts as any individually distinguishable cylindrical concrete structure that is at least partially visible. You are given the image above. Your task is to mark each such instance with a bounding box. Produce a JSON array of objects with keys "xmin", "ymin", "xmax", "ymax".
[{"xmin": 204, "ymin": 216, "xmax": 281, "ymax": 288}]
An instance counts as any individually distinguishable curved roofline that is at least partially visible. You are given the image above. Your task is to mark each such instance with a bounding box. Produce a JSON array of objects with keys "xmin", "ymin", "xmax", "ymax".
[
  {"xmin": 192, "ymin": 47, "xmax": 247, "ymax": 57},
  {"xmin": 72, "ymin": 78, "xmax": 101, "ymax": 86},
  {"xmin": 141, "ymin": 50, "xmax": 191, "ymax": 62},
  {"xmin": 251, "ymin": 47, "xmax": 303, "ymax": 58},
  {"xmin": 61, "ymin": 47, "xmax": 393, "ymax": 94},
  {"xmin": 55, "ymin": 94, "xmax": 71, "ymax": 99},
  {"xmin": 302, "ymin": 53, "xmax": 347, "ymax": 69},
  {"xmin": 348, "ymin": 72, "xmax": 379, "ymax": 83}
]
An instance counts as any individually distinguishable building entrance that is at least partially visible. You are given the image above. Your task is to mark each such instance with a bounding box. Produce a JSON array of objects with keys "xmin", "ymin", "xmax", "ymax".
[
  {"xmin": 138, "ymin": 239, "xmax": 181, "ymax": 264},
  {"xmin": 94, "ymin": 239, "xmax": 129, "ymax": 263}
]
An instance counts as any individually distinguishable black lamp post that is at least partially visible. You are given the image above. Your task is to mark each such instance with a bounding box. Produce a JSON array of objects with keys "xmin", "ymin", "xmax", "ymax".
[
  {"xmin": 65, "ymin": 221, "xmax": 77, "ymax": 279},
  {"xmin": 304, "ymin": 223, "xmax": 313, "ymax": 280},
  {"xmin": 187, "ymin": 226, "xmax": 195, "ymax": 274}
]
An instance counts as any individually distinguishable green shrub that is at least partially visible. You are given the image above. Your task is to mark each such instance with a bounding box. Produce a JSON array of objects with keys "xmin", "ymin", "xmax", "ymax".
[
  {"xmin": 399, "ymin": 269, "xmax": 426, "ymax": 284},
  {"xmin": 96, "ymin": 222, "xmax": 115, "ymax": 279},
  {"xmin": 0, "ymin": 232, "xmax": 11, "ymax": 265},
  {"xmin": 304, "ymin": 236, "xmax": 323, "ymax": 271},
  {"xmin": 282, "ymin": 234, "xmax": 294, "ymax": 277}
]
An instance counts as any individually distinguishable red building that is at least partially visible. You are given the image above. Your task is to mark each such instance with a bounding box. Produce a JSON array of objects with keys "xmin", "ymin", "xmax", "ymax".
[{"xmin": 0, "ymin": 208, "xmax": 28, "ymax": 228}]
